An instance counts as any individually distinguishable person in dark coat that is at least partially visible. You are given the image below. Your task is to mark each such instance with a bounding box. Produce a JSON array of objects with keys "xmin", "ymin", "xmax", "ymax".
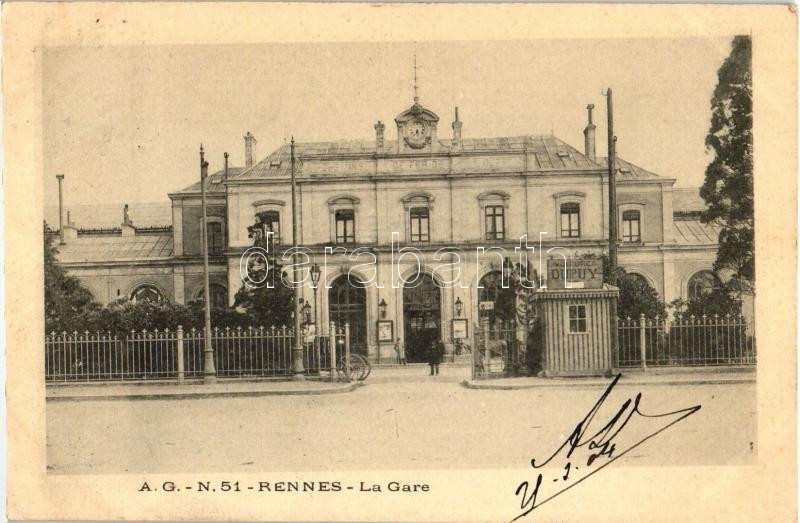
[{"xmin": 427, "ymin": 336, "xmax": 444, "ymax": 376}]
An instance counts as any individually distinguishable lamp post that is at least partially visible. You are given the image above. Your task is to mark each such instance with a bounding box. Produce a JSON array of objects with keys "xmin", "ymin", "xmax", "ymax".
[
  {"xmin": 455, "ymin": 296, "xmax": 464, "ymax": 318},
  {"xmin": 289, "ymin": 137, "xmax": 305, "ymax": 380},
  {"xmin": 310, "ymin": 262, "xmax": 321, "ymax": 327},
  {"xmin": 199, "ymin": 145, "xmax": 216, "ymax": 383}
]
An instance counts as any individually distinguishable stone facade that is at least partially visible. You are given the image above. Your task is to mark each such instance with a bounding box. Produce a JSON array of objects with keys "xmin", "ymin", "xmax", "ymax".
[{"xmin": 52, "ymin": 98, "xmax": 731, "ymax": 362}]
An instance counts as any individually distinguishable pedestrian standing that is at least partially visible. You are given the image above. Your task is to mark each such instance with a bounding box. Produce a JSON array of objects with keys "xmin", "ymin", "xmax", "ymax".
[
  {"xmin": 427, "ymin": 336, "xmax": 443, "ymax": 376},
  {"xmin": 394, "ymin": 337, "xmax": 407, "ymax": 365}
]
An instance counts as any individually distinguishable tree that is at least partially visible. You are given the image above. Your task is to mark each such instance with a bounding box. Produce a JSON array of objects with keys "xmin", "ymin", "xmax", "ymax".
[
  {"xmin": 596, "ymin": 255, "xmax": 666, "ymax": 320},
  {"xmin": 668, "ymin": 287, "xmax": 743, "ymax": 319},
  {"xmin": 232, "ymin": 215, "xmax": 294, "ymax": 327},
  {"xmin": 43, "ymin": 222, "xmax": 100, "ymax": 333},
  {"xmin": 700, "ymin": 36, "xmax": 753, "ymax": 295},
  {"xmin": 615, "ymin": 273, "xmax": 666, "ymax": 320}
]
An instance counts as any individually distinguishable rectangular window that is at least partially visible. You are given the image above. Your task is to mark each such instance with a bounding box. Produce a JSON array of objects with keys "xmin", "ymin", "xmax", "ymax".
[
  {"xmin": 568, "ymin": 304, "xmax": 587, "ymax": 333},
  {"xmin": 335, "ymin": 209, "xmax": 355, "ymax": 244},
  {"xmin": 207, "ymin": 222, "xmax": 224, "ymax": 255},
  {"xmin": 560, "ymin": 203, "xmax": 581, "ymax": 238},
  {"xmin": 410, "ymin": 207, "xmax": 430, "ymax": 243},
  {"xmin": 485, "ymin": 205, "xmax": 505, "ymax": 241},
  {"xmin": 261, "ymin": 210, "xmax": 281, "ymax": 245},
  {"xmin": 622, "ymin": 210, "xmax": 641, "ymax": 243}
]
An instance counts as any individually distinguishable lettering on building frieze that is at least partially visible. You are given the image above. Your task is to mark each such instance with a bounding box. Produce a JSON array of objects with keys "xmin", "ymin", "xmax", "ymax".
[
  {"xmin": 382, "ymin": 158, "xmax": 449, "ymax": 173},
  {"xmin": 304, "ymin": 160, "xmax": 374, "ymax": 176},
  {"xmin": 453, "ymin": 155, "xmax": 522, "ymax": 172}
]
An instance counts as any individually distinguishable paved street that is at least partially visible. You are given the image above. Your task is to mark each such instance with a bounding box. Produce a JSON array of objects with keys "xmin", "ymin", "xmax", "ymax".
[{"xmin": 46, "ymin": 369, "xmax": 756, "ymax": 474}]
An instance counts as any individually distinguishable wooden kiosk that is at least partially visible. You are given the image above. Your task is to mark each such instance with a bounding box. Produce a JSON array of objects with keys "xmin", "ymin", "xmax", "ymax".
[{"xmin": 537, "ymin": 258, "xmax": 619, "ymax": 377}]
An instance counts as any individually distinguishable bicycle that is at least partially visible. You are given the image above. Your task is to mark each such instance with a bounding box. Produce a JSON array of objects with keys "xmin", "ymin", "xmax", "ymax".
[{"xmin": 335, "ymin": 353, "xmax": 371, "ymax": 381}]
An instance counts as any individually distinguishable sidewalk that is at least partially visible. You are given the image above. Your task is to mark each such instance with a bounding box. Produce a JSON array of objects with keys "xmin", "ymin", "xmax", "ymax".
[
  {"xmin": 368, "ymin": 362, "xmax": 471, "ymax": 383},
  {"xmin": 46, "ymin": 378, "xmax": 363, "ymax": 402},
  {"xmin": 462, "ymin": 367, "xmax": 756, "ymax": 390}
]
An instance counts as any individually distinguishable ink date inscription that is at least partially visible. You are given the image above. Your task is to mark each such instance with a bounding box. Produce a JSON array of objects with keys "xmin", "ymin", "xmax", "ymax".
[{"xmin": 512, "ymin": 374, "xmax": 701, "ymax": 521}]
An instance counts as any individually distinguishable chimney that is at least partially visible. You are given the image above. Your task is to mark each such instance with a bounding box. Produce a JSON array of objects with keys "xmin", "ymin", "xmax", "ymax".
[
  {"xmin": 223, "ymin": 152, "xmax": 229, "ymax": 180},
  {"xmin": 452, "ymin": 107, "xmax": 463, "ymax": 148},
  {"xmin": 63, "ymin": 210, "xmax": 78, "ymax": 240},
  {"xmin": 374, "ymin": 121, "xmax": 385, "ymax": 151},
  {"xmin": 55, "ymin": 174, "xmax": 65, "ymax": 244},
  {"xmin": 121, "ymin": 203, "xmax": 135, "ymax": 236},
  {"xmin": 583, "ymin": 104, "xmax": 596, "ymax": 162},
  {"xmin": 244, "ymin": 132, "xmax": 257, "ymax": 168}
]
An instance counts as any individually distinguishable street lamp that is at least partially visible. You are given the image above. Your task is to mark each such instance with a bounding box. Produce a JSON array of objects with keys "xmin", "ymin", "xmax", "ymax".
[
  {"xmin": 310, "ymin": 262, "xmax": 321, "ymax": 327},
  {"xmin": 454, "ymin": 297, "xmax": 464, "ymax": 318},
  {"xmin": 379, "ymin": 298, "xmax": 388, "ymax": 319}
]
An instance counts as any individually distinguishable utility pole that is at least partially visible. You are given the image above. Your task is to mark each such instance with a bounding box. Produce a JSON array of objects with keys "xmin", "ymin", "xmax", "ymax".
[
  {"xmin": 290, "ymin": 137, "xmax": 305, "ymax": 380},
  {"xmin": 606, "ymin": 89, "xmax": 618, "ymax": 286},
  {"xmin": 56, "ymin": 174, "xmax": 65, "ymax": 245},
  {"xmin": 199, "ymin": 144, "xmax": 217, "ymax": 383}
]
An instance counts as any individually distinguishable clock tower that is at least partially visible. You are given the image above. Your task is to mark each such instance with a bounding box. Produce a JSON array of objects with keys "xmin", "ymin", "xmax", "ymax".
[{"xmin": 394, "ymin": 102, "xmax": 440, "ymax": 153}]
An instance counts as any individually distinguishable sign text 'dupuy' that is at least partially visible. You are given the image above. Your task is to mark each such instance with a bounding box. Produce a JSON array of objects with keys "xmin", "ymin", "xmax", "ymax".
[{"xmin": 546, "ymin": 257, "xmax": 603, "ymax": 290}]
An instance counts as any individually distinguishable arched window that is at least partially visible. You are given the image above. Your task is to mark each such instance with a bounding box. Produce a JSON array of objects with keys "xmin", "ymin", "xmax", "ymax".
[
  {"xmin": 403, "ymin": 272, "xmax": 442, "ymax": 362},
  {"xmin": 131, "ymin": 284, "xmax": 164, "ymax": 304},
  {"xmin": 688, "ymin": 271, "xmax": 720, "ymax": 301},
  {"xmin": 195, "ymin": 284, "xmax": 228, "ymax": 309},
  {"xmin": 621, "ymin": 272, "xmax": 650, "ymax": 288},
  {"xmin": 328, "ymin": 274, "xmax": 367, "ymax": 355}
]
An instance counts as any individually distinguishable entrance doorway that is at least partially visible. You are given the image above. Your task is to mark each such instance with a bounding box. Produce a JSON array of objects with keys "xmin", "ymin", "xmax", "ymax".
[
  {"xmin": 403, "ymin": 273, "xmax": 441, "ymax": 363},
  {"xmin": 478, "ymin": 271, "xmax": 516, "ymax": 325},
  {"xmin": 328, "ymin": 274, "xmax": 367, "ymax": 356}
]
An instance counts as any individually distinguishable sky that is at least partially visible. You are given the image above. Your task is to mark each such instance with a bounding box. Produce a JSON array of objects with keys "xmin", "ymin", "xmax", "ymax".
[{"xmin": 42, "ymin": 38, "xmax": 735, "ymax": 207}]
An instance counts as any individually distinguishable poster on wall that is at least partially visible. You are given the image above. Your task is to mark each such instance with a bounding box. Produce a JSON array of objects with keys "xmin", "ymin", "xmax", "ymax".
[
  {"xmin": 452, "ymin": 318, "xmax": 469, "ymax": 339},
  {"xmin": 377, "ymin": 320, "xmax": 394, "ymax": 342}
]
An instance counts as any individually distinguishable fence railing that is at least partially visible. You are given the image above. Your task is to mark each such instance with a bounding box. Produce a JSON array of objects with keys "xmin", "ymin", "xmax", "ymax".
[
  {"xmin": 617, "ymin": 314, "xmax": 756, "ymax": 368},
  {"xmin": 473, "ymin": 320, "xmax": 521, "ymax": 380},
  {"xmin": 45, "ymin": 323, "xmax": 350, "ymax": 383}
]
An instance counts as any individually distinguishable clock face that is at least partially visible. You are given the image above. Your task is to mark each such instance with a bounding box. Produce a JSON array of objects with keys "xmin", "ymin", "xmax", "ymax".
[{"xmin": 405, "ymin": 119, "xmax": 429, "ymax": 148}]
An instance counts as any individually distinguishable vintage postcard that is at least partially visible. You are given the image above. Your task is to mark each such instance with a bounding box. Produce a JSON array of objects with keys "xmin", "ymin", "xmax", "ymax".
[{"xmin": 4, "ymin": 3, "xmax": 797, "ymax": 522}]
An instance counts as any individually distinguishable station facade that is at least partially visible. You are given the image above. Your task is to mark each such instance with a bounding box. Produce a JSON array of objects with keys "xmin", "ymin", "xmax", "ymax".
[{"xmin": 52, "ymin": 97, "xmax": 725, "ymax": 363}]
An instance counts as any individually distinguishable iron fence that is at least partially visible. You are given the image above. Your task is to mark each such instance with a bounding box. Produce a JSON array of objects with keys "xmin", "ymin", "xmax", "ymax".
[
  {"xmin": 617, "ymin": 314, "xmax": 756, "ymax": 368},
  {"xmin": 473, "ymin": 320, "xmax": 522, "ymax": 380},
  {"xmin": 45, "ymin": 323, "xmax": 350, "ymax": 383}
]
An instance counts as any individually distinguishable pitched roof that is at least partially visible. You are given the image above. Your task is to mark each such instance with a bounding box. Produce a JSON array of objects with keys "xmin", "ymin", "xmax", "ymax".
[
  {"xmin": 672, "ymin": 216, "xmax": 720, "ymax": 245},
  {"xmin": 672, "ymin": 187, "xmax": 707, "ymax": 212},
  {"xmin": 44, "ymin": 202, "xmax": 172, "ymax": 230},
  {"xmin": 176, "ymin": 167, "xmax": 245, "ymax": 194},
  {"xmin": 229, "ymin": 135, "xmax": 603, "ymax": 180},
  {"xmin": 53, "ymin": 233, "xmax": 173, "ymax": 264},
  {"xmin": 596, "ymin": 157, "xmax": 663, "ymax": 180}
]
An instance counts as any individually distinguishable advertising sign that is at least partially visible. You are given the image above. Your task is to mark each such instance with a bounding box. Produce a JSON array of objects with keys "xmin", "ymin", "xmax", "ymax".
[{"xmin": 546, "ymin": 257, "xmax": 604, "ymax": 290}]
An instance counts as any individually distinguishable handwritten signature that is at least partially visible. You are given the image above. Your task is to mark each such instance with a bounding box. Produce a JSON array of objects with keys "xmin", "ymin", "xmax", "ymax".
[{"xmin": 512, "ymin": 373, "xmax": 701, "ymax": 521}]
